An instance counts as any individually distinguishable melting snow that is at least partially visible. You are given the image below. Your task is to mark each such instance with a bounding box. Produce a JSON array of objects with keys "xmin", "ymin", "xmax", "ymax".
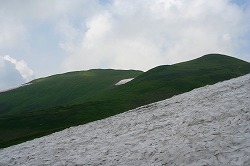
[
  {"xmin": 0, "ymin": 74, "xmax": 250, "ymax": 166},
  {"xmin": 115, "ymin": 78, "xmax": 134, "ymax": 85}
]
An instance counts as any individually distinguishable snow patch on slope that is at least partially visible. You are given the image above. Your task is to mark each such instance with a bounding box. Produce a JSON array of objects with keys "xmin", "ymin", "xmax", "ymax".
[
  {"xmin": 115, "ymin": 78, "xmax": 134, "ymax": 85},
  {"xmin": 0, "ymin": 74, "xmax": 250, "ymax": 166}
]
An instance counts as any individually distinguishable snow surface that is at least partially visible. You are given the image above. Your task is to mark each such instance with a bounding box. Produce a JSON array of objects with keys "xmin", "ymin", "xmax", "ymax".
[
  {"xmin": 115, "ymin": 78, "xmax": 134, "ymax": 85},
  {"xmin": 1, "ymin": 74, "xmax": 250, "ymax": 166}
]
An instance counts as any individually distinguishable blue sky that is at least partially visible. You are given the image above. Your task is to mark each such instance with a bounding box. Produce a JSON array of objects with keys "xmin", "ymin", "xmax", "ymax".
[{"xmin": 0, "ymin": 0, "xmax": 250, "ymax": 91}]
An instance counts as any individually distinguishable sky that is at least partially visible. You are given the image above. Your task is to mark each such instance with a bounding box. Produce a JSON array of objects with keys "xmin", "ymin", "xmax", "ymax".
[{"xmin": 0, "ymin": 0, "xmax": 250, "ymax": 91}]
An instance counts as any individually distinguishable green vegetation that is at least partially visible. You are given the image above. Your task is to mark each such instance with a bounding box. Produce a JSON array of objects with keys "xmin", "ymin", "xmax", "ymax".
[
  {"xmin": 0, "ymin": 54, "xmax": 250, "ymax": 148},
  {"xmin": 0, "ymin": 69, "xmax": 143, "ymax": 115}
]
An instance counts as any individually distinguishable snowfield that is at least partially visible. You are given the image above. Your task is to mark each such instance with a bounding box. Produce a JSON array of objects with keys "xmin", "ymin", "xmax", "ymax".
[
  {"xmin": 1, "ymin": 74, "xmax": 250, "ymax": 166},
  {"xmin": 115, "ymin": 78, "xmax": 134, "ymax": 85}
]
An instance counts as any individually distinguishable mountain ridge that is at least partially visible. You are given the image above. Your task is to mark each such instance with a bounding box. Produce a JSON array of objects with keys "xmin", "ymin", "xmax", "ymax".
[
  {"xmin": 1, "ymin": 73, "xmax": 249, "ymax": 165},
  {"xmin": 0, "ymin": 53, "xmax": 250, "ymax": 148}
]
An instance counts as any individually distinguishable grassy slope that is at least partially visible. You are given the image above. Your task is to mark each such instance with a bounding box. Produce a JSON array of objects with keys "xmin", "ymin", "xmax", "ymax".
[
  {"xmin": 112, "ymin": 53, "xmax": 250, "ymax": 105},
  {"xmin": 0, "ymin": 69, "xmax": 143, "ymax": 148},
  {"xmin": 0, "ymin": 54, "xmax": 250, "ymax": 148},
  {"xmin": 0, "ymin": 69, "xmax": 143, "ymax": 115}
]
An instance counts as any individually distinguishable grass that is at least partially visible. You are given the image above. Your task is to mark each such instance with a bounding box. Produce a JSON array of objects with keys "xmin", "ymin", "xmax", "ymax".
[
  {"xmin": 0, "ymin": 69, "xmax": 143, "ymax": 115},
  {"xmin": 0, "ymin": 54, "xmax": 249, "ymax": 148}
]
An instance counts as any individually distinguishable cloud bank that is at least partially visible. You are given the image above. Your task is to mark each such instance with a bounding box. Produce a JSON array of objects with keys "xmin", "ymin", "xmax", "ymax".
[
  {"xmin": 0, "ymin": 55, "xmax": 34, "ymax": 91},
  {"xmin": 1, "ymin": 55, "xmax": 34, "ymax": 82},
  {"xmin": 58, "ymin": 0, "xmax": 250, "ymax": 71},
  {"xmin": 0, "ymin": 14, "xmax": 27, "ymax": 49},
  {"xmin": 0, "ymin": 0, "xmax": 249, "ymax": 79}
]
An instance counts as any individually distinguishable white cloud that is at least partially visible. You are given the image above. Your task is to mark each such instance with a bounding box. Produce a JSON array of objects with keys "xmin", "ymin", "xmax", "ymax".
[
  {"xmin": 58, "ymin": 0, "xmax": 250, "ymax": 72},
  {"xmin": 0, "ymin": 12, "xmax": 27, "ymax": 49},
  {"xmin": 0, "ymin": 0, "xmax": 102, "ymax": 21},
  {"xmin": 0, "ymin": 0, "xmax": 249, "ymax": 79},
  {"xmin": 84, "ymin": 12, "xmax": 112, "ymax": 47},
  {"xmin": 1, "ymin": 55, "xmax": 34, "ymax": 82},
  {"xmin": 0, "ymin": 57, "xmax": 25, "ymax": 91}
]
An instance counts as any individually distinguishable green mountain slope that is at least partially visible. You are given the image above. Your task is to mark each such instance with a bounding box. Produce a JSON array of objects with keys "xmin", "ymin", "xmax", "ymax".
[
  {"xmin": 0, "ymin": 54, "xmax": 250, "ymax": 148},
  {"xmin": 0, "ymin": 69, "xmax": 143, "ymax": 115},
  {"xmin": 107, "ymin": 53, "xmax": 250, "ymax": 105}
]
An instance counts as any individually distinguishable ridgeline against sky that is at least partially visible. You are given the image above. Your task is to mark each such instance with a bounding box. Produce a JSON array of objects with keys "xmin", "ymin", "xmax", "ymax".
[{"xmin": 0, "ymin": 0, "xmax": 250, "ymax": 90}]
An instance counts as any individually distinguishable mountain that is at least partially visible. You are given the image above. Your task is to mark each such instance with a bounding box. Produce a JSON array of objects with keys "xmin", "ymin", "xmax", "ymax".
[
  {"xmin": 0, "ymin": 69, "xmax": 143, "ymax": 115},
  {"xmin": 1, "ymin": 74, "xmax": 249, "ymax": 165},
  {"xmin": 111, "ymin": 53, "xmax": 250, "ymax": 105},
  {"xmin": 0, "ymin": 53, "xmax": 250, "ymax": 148}
]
